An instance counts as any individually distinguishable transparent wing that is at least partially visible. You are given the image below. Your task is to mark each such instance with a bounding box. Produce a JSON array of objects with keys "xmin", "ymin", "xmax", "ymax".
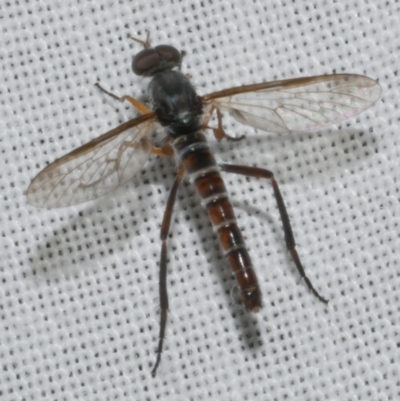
[
  {"xmin": 203, "ymin": 74, "xmax": 381, "ymax": 134},
  {"xmin": 27, "ymin": 113, "xmax": 156, "ymax": 208}
]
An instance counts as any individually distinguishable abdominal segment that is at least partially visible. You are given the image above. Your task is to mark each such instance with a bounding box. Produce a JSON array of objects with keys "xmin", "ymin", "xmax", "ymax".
[
  {"xmin": 195, "ymin": 170, "xmax": 262, "ymax": 312},
  {"xmin": 174, "ymin": 131, "xmax": 262, "ymax": 311}
]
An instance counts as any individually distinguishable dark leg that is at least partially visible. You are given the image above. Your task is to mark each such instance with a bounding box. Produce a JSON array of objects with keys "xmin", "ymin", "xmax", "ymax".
[
  {"xmin": 128, "ymin": 31, "xmax": 151, "ymax": 48},
  {"xmin": 151, "ymin": 166, "xmax": 185, "ymax": 377},
  {"xmin": 220, "ymin": 163, "xmax": 328, "ymax": 304}
]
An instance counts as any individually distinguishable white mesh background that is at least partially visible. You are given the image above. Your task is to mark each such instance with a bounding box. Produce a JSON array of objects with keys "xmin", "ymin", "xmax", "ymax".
[{"xmin": 1, "ymin": 1, "xmax": 399, "ymax": 400}]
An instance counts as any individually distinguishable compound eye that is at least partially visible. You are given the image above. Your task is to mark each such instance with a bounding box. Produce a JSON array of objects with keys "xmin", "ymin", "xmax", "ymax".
[
  {"xmin": 132, "ymin": 48, "xmax": 161, "ymax": 76},
  {"xmin": 154, "ymin": 45, "xmax": 181, "ymax": 64}
]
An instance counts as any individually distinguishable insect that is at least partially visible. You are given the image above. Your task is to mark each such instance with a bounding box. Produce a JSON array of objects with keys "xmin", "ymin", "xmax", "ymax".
[{"xmin": 27, "ymin": 34, "xmax": 381, "ymax": 376}]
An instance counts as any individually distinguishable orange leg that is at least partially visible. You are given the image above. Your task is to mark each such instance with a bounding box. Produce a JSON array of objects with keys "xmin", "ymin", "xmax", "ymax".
[
  {"xmin": 152, "ymin": 143, "xmax": 174, "ymax": 158},
  {"xmin": 208, "ymin": 107, "xmax": 245, "ymax": 142},
  {"xmin": 95, "ymin": 82, "xmax": 152, "ymax": 115}
]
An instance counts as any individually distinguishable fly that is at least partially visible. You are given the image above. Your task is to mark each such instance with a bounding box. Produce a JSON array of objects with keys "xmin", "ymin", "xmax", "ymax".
[{"xmin": 27, "ymin": 34, "xmax": 381, "ymax": 376}]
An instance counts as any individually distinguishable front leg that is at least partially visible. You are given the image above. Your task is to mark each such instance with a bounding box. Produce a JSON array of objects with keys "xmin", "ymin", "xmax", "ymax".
[
  {"xmin": 220, "ymin": 163, "xmax": 328, "ymax": 304},
  {"xmin": 95, "ymin": 82, "xmax": 152, "ymax": 115}
]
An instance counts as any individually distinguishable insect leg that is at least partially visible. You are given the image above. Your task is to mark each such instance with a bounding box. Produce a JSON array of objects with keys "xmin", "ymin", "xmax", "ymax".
[
  {"xmin": 219, "ymin": 163, "xmax": 328, "ymax": 304},
  {"xmin": 128, "ymin": 31, "xmax": 151, "ymax": 48},
  {"xmin": 151, "ymin": 166, "xmax": 185, "ymax": 377},
  {"xmin": 94, "ymin": 83, "xmax": 152, "ymax": 115},
  {"xmin": 152, "ymin": 142, "xmax": 174, "ymax": 158},
  {"xmin": 208, "ymin": 107, "xmax": 245, "ymax": 142}
]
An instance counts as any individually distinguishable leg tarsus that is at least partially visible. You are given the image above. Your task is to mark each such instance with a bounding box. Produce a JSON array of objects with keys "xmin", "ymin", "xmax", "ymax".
[
  {"xmin": 290, "ymin": 248, "xmax": 328, "ymax": 304},
  {"xmin": 151, "ymin": 241, "xmax": 168, "ymax": 377},
  {"xmin": 95, "ymin": 82, "xmax": 121, "ymax": 102},
  {"xmin": 226, "ymin": 133, "xmax": 246, "ymax": 142},
  {"xmin": 151, "ymin": 167, "xmax": 184, "ymax": 377},
  {"xmin": 219, "ymin": 163, "xmax": 328, "ymax": 304}
]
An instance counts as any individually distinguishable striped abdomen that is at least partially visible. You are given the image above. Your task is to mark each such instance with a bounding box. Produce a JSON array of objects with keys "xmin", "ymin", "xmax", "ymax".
[{"xmin": 172, "ymin": 132, "xmax": 262, "ymax": 312}]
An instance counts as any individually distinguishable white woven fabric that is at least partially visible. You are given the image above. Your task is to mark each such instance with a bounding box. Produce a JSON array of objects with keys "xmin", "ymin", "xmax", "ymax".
[{"xmin": 1, "ymin": 1, "xmax": 399, "ymax": 400}]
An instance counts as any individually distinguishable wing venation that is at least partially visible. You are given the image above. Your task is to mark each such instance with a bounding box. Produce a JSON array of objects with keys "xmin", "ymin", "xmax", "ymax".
[
  {"xmin": 27, "ymin": 113, "xmax": 156, "ymax": 208},
  {"xmin": 203, "ymin": 74, "xmax": 381, "ymax": 134}
]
